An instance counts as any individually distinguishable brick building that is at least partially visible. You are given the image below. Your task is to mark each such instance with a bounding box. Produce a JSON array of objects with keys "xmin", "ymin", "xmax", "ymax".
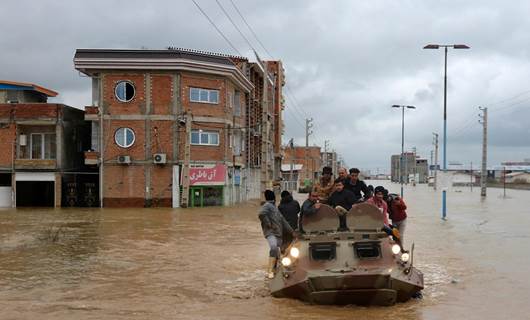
[
  {"xmin": 283, "ymin": 146, "xmax": 322, "ymax": 187},
  {"xmin": 0, "ymin": 81, "xmax": 90, "ymax": 207},
  {"xmin": 74, "ymin": 48, "xmax": 282, "ymax": 207}
]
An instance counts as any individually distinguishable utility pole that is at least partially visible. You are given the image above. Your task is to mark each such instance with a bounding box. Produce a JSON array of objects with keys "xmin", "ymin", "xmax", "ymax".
[
  {"xmin": 470, "ymin": 161, "xmax": 473, "ymax": 192},
  {"xmin": 479, "ymin": 107, "xmax": 488, "ymax": 197},
  {"xmin": 305, "ymin": 118, "xmax": 313, "ymax": 184},
  {"xmin": 412, "ymin": 146, "xmax": 417, "ymax": 184},
  {"xmin": 433, "ymin": 133, "xmax": 439, "ymax": 191},
  {"xmin": 503, "ymin": 166, "xmax": 507, "ymax": 198},
  {"xmin": 430, "ymin": 150, "xmax": 434, "ymax": 176},
  {"xmin": 324, "ymin": 140, "xmax": 330, "ymax": 168},
  {"xmin": 181, "ymin": 114, "xmax": 192, "ymax": 208},
  {"xmin": 288, "ymin": 138, "xmax": 294, "ymax": 191}
]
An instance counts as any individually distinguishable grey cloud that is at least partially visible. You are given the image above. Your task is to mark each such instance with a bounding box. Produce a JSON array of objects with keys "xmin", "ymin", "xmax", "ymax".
[{"xmin": 1, "ymin": 0, "xmax": 530, "ymax": 169}]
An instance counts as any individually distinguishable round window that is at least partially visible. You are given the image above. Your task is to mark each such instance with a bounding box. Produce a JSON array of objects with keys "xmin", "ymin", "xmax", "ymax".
[
  {"xmin": 114, "ymin": 128, "xmax": 135, "ymax": 148},
  {"xmin": 115, "ymin": 81, "xmax": 135, "ymax": 102}
]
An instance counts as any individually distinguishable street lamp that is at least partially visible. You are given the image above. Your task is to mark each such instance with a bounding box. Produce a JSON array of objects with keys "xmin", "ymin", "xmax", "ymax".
[
  {"xmin": 424, "ymin": 43, "xmax": 470, "ymax": 219},
  {"xmin": 392, "ymin": 105, "xmax": 416, "ymax": 198}
]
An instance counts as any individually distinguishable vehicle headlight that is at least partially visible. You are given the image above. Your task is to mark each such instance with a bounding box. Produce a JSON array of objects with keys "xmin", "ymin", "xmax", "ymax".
[
  {"xmin": 290, "ymin": 247, "xmax": 300, "ymax": 258},
  {"xmin": 281, "ymin": 257, "xmax": 292, "ymax": 267},
  {"xmin": 391, "ymin": 244, "xmax": 401, "ymax": 255},
  {"xmin": 401, "ymin": 252, "xmax": 410, "ymax": 262}
]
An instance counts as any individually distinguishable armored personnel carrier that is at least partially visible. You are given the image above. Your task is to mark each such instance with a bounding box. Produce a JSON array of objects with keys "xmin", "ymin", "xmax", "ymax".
[{"xmin": 270, "ymin": 203, "xmax": 423, "ymax": 305}]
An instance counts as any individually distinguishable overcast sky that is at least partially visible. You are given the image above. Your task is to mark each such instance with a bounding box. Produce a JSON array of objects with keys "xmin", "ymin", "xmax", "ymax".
[{"xmin": 2, "ymin": 0, "xmax": 529, "ymax": 172}]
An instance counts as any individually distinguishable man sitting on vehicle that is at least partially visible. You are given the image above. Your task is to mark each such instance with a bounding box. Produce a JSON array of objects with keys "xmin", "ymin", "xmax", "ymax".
[
  {"xmin": 299, "ymin": 191, "xmax": 321, "ymax": 232},
  {"xmin": 328, "ymin": 178, "xmax": 356, "ymax": 230}
]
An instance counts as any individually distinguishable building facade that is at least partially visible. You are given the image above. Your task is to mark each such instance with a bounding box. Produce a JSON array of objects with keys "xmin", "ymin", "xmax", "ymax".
[
  {"xmin": 391, "ymin": 152, "xmax": 428, "ymax": 184},
  {"xmin": 0, "ymin": 81, "xmax": 90, "ymax": 207},
  {"xmin": 283, "ymin": 146, "xmax": 322, "ymax": 187},
  {"xmin": 74, "ymin": 48, "xmax": 282, "ymax": 207}
]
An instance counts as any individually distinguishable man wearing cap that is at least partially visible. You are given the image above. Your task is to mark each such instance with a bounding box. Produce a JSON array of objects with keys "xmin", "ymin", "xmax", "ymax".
[{"xmin": 313, "ymin": 166, "xmax": 334, "ymax": 204}]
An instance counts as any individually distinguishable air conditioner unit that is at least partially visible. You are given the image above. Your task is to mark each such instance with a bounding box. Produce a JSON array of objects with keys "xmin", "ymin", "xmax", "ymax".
[
  {"xmin": 117, "ymin": 155, "xmax": 131, "ymax": 164},
  {"xmin": 153, "ymin": 153, "xmax": 167, "ymax": 164}
]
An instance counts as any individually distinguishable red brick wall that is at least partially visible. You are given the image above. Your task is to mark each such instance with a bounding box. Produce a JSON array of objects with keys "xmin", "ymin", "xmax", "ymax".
[
  {"xmin": 177, "ymin": 122, "xmax": 227, "ymax": 162},
  {"xmin": 0, "ymin": 123, "xmax": 15, "ymax": 167},
  {"xmin": 151, "ymin": 75, "xmax": 173, "ymax": 115},
  {"xmin": 103, "ymin": 165, "xmax": 146, "ymax": 206},
  {"xmin": 181, "ymin": 72, "xmax": 226, "ymax": 118},
  {"xmin": 103, "ymin": 120, "xmax": 145, "ymax": 161},
  {"xmin": 151, "ymin": 120, "xmax": 173, "ymax": 160},
  {"xmin": 151, "ymin": 165, "xmax": 172, "ymax": 206},
  {"xmin": 103, "ymin": 74, "xmax": 146, "ymax": 115},
  {"xmin": 14, "ymin": 104, "xmax": 59, "ymax": 119},
  {"xmin": 0, "ymin": 104, "xmax": 13, "ymax": 118}
]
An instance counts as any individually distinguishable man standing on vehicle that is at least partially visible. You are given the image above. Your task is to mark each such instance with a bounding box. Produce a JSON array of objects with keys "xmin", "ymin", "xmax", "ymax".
[{"xmin": 344, "ymin": 168, "xmax": 371, "ymax": 201}]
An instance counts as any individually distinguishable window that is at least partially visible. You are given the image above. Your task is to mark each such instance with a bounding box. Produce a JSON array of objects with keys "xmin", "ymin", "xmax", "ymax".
[
  {"xmin": 30, "ymin": 133, "xmax": 56, "ymax": 159},
  {"xmin": 191, "ymin": 130, "xmax": 219, "ymax": 146},
  {"xmin": 234, "ymin": 91, "xmax": 241, "ymax": 116},
  {"xmin": 115, "ymin": 81, "xmax": 135, "ymax": 102},
  {"xmin": 114, "ymin": 128, "xmax": 135, "ymax": 148},
  {"xmin": 190, "ymin": 87, "xmax": 219, "ymax": 104},
  {"xmin": 233, "ymin": 131, "xmax": 242, "ymax": 156}
]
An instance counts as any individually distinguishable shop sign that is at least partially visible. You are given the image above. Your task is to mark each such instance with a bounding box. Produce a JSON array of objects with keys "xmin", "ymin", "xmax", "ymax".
[{"xmin": 189, "ymin": 164, "xmax": 226, "ymax": 186}]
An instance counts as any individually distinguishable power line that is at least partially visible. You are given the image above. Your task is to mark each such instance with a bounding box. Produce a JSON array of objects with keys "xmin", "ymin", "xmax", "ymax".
[
  {"xmin": 215, "ymin": 0, "xmax": 256, "ymax": 53},
  {"xmin": 226, "ymin": 0, "xmax": 324, "ymax": 141},
  {"xmin": 228, "ymin": 0, "xmax": 275, "ymax": 59},
  {"xmin": 190, "ymin": 0, "xmax": 242, "ymax": 56}
]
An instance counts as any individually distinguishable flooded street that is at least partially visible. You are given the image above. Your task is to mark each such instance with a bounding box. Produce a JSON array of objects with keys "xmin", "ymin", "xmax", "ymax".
[{"xmin": 1, "ymin": 182, "xmax": 530, "ymax": 319}]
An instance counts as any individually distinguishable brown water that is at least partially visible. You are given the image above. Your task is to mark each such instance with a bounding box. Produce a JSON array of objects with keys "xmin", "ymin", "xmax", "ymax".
[{"xmin": 1, "ymin": 182, "xmax": 530, "ymax": 319}]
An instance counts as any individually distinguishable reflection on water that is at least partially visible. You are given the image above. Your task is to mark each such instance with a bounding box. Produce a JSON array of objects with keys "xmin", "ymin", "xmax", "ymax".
[{"xmin": 1, "ymin": 183, "xmax": 530, "ymax": 319}]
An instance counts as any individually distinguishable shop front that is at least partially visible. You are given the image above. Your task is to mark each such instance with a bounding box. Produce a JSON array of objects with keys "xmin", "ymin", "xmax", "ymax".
[{"xmin": 188, "ymin": 164, "xmax": 226, "ymax": 207}]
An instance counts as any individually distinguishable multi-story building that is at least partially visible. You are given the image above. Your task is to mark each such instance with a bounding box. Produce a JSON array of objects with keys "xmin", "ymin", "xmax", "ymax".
[
  {"xmin": 74, "ymin": 48, "xmax": 282, "ymax": 207},
  {"xmin": 283, "ymin": 145, "xmax": 322, "ymax": 187},
  {"xmin": 321, "ymin": 151, "xmax": 338, "ymax": 175},
  {"xmin": 0, "ymin": 80, "xmax": 90, "ymax": 207},
  {"xmin": 266, "ymin": 60, "xmax": 285, "ymax": 181},
  {"xmin": 391, "ymin": 152, "xmax": 428, "ymax": 183}
]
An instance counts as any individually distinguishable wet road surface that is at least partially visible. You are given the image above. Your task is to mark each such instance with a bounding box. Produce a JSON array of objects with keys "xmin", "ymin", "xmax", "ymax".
[{"xmin": 1, "ymin": 182, "xmax": 530, "ymax": 319}]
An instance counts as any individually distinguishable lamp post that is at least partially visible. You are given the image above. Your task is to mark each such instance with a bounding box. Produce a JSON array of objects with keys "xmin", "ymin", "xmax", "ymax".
[
  {"xmin": 392, "ymin": 105, "xmax": 416, "ymax": 198},
  {"xmin": 424, "ymin": 44, "xmax": 470, "ymax": 219}
]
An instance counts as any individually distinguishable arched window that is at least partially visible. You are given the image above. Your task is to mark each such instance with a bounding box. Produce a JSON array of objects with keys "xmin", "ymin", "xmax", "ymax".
[
  {"xmin": 114, "ymin": 127, "xmax": 135, "ymax": 148},
  {"xmin": 115, "ymin": 81, "xmax": 135, "ymax": 102}
]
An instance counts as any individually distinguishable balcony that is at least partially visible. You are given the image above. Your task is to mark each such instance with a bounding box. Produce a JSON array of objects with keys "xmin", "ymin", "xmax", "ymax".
[
  {"xmin": 84, "ymin": 151, "xmax": 99, "ymax": 166},
  {"xmin": 15, "ymin": 159, "xmax": 57, "ymax": 170},
  {"xmin": 84, "ymin": 106, "xmax": 99, "ymax": 121}
]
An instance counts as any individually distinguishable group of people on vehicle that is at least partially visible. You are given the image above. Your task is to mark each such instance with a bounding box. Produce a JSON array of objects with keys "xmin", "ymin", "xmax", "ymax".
[{"xmin": 258, "ymin": 166, "xmax": 409, "ymax": 278}]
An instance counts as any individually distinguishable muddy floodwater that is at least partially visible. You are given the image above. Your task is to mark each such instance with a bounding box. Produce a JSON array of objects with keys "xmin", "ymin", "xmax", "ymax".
[{"xmin": 1, "ymin": 182, "xmax": 530, "ymax": 319}]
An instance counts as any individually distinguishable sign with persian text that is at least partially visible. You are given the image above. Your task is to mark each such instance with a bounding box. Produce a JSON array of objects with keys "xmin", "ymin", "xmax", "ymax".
[{"xmin": 188, "ymin": 164, "xmax": 226, "ymax": 186}]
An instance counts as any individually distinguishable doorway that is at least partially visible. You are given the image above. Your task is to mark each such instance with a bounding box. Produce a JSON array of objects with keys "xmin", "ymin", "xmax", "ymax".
[{"xmin": 16, "ymin": 181, "xmax": 54, "ymax": 207}]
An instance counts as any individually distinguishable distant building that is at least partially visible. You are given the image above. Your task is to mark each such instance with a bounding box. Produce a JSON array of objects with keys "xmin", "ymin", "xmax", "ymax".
[
  {"xmin": 283, "ymin": 146, "xmax": 322, "ymax": 187},
  {"xmin": 390, "ymin": 152, "xmax": 428, "ymax": 183},
  {"xmin": 321, "ymin": 151, "xmax": 338, "ymax": 175},
  {"xmin": 0, "ymin": 81, "xmax": 90, "ymax": 208}
]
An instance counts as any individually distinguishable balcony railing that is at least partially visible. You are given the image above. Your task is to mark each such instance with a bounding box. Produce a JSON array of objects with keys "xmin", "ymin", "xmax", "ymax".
[
  {"xmin": 84, "ymin": 151, "xmax": 99, "ymax": 166},
  {"xmin": 84, "ymin": 106, "xmax": 99, "ymax": 121},
  {"xmin": 15, "ymin": 159, "xmax": 57, "ymax": 170}
]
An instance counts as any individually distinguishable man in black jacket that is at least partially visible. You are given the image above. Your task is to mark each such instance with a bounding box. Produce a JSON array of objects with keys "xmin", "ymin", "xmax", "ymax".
[
  {"xmin": 278, "ymin": 191, "xmax": 300, "ymax": 230},
  {"xmin": 299, "ymin": 191, "xmax": 321, "ymax": 232},
  {"xmin": 328, "ymin": 178, "xmax": 356, "ymax": 230},
  {"xmin": 344, "ymin": 168, "xmax": 371, "ymax": 201}
]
